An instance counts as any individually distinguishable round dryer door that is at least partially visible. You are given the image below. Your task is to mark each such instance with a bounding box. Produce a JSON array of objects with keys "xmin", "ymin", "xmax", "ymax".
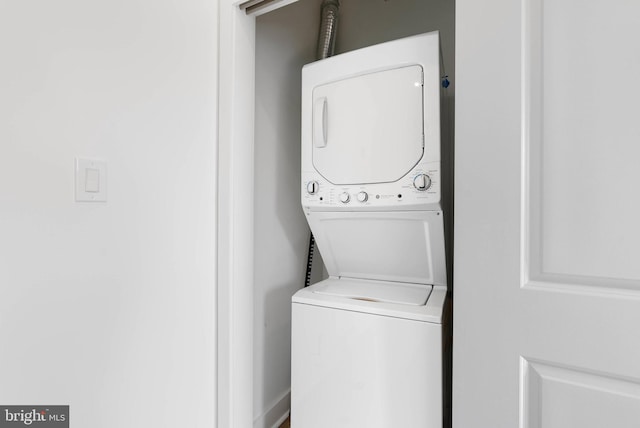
[{"xmin": 311, "ymin": 65, "xmax": 424, "ymax": 185}]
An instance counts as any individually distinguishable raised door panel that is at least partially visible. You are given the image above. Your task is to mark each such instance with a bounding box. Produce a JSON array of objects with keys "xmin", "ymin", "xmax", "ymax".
[
  {"xmin": 527, "ymin": 0, "xmax": 640, "ymax": 287},
  {"xmin": 524, "ymin": 361, "xmax": 640, "ymax": 428}
]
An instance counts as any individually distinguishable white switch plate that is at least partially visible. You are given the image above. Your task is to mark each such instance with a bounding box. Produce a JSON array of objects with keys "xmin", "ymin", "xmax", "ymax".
[{"xmin": 75, "ymin": 158, "xmax": 107, "ymax": 202}]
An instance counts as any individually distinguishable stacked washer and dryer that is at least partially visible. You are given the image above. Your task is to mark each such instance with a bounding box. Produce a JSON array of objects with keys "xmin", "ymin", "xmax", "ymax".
[{"xmin": 291, "ymin": 32, "xmax": 449, "ymax": 428}]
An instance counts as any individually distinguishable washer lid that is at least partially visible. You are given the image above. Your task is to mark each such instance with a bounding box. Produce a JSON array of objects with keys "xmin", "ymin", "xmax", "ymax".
[
  {"xmin": 307, "ymin": 210, "xmax": 446, "ymax": 287},
  {"xmin": 312, "ymin": 278, "xmax": 432, "ymax": 306},
  {"xmin": 311, "ymin": 65, "xmax": 424, "ymax": 185},
  {"xmin": 292, "ymin": 279, "xmax": 447, "ymax": 324}
]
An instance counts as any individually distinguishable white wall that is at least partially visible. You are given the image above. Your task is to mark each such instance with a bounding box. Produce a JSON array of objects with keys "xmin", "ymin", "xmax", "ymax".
[
  {"xmin": 252, "ymin": 1, "xmax": 454, "ymax": 427},
  {"xmin": 253, "ymin": 1, "xmax": 322, "ymax": 426},
  {"xmin": 0, "ymin": 1, "xmax": 217, "ymax": 427}
]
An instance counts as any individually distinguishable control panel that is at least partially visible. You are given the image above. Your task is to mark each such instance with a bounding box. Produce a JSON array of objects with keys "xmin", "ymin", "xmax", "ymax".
[{"xmin": 302, "ymin": 161, "xmax": 441, "ymax": 211}]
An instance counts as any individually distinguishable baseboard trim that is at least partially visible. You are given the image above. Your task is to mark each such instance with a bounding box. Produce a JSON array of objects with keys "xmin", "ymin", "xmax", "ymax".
[
  {"xmin": 271, "ymin": 409, "xmax": 290, "ymax": 428},
  {"xmin": 253, "ymin": 389, "xmax": 291, "ymax": 428}
]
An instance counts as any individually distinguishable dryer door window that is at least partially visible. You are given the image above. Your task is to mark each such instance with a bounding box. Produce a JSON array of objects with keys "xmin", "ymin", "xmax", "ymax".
[{"xmin": 312, "ymin": 65, "xmax": 424, "ymax": 185}]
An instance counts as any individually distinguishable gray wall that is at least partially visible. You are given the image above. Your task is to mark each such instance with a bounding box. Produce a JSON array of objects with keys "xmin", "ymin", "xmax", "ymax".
[
  {"xmin": 254, "ymin": 1, "xmax": 322, "ymax": 426},
  {"xmin": 336, "ymin": 0, "xmax": 455, "ymax": 91}
]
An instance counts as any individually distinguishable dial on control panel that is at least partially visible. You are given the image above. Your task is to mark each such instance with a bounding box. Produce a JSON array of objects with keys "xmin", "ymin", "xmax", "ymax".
[
  {"xmin": 306, "ymin": 181, "xmax": 319, "ymax": 195},
  {"xmin": 357, "ymin": 191, "xmax": 368, "ymax": 202},
  {"xmin": 413, "ymin": 174, "xmax": 432, "ymax": 191},
  {"xmin": 339, "ymin": 192, "xmax": 350, "ymax": 203}
]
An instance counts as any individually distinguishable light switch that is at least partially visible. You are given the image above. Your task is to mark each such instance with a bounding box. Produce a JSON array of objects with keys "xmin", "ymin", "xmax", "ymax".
[
  {"xmin": 76, "ymin": 158, "xmax": 107, "ymax": 202},
  {"xmin": 85, "ymin": 168, "xmax": 100, "ymax": 193}
]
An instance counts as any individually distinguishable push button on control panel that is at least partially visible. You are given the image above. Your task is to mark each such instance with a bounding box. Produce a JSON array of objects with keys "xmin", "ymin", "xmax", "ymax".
[
  {"xmin": 413, "ymin": 174, "xmax": 432, "ymax": 191},
  {"xmin": 339, "ymin": 192, "xmax": 351, "ymax": 203}
]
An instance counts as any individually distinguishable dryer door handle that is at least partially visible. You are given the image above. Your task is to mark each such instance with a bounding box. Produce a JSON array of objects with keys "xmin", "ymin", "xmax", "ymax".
[{"xmin": 313, "ymin": 97, "xmax": 328, "ymax": 148}]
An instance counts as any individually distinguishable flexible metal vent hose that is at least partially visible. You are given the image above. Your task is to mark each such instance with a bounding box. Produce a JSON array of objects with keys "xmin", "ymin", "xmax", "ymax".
[
  {"xmin": 305, "ymin": 0, "xmax": 340, "ymax": 288},
  {"xmin": 316, "ymin": 0, "xmax": 340, "ymax": 60}
]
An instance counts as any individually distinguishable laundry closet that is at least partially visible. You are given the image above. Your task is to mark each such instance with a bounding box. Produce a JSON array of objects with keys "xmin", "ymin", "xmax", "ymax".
[{"xmin": 218, "ymin": 1, "xmax": 455, "ymax": 427}]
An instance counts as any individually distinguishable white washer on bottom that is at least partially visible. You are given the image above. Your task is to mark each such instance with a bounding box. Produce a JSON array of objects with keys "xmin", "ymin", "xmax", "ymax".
[{"xmin": 291, "ymin": 278, "xmax": 446, "ymax": 428}]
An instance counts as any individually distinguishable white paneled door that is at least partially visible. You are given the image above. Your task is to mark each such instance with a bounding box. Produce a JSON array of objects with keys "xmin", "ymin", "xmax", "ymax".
[{"xmin": 454, "ymin": 0, "xmax": 640, "ymax": 427}]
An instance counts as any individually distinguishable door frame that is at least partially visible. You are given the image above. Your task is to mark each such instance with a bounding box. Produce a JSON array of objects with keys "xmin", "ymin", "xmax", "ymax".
[
  {"xmin": 217, "ymin": 2, "xmax": 256, "ymax": 427},
  {"xmin": 218, "ymin": 2, "xmax": 305, "ymax": 426}
]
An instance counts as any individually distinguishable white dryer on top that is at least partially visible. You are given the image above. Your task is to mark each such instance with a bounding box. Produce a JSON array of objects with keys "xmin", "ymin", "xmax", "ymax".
[{"xmin": 301, "ymin": 31, "xmax": 443, "ymax": 213}]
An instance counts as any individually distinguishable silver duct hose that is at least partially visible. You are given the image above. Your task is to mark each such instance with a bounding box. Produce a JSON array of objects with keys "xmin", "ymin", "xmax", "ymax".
[{"xmin": 316, "ymin": 0, "xmax": 340, "ymax": 60}]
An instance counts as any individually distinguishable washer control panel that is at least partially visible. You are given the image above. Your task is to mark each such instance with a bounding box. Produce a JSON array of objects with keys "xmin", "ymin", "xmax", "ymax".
[{"xmin": 302, "ymin": 162, "xmax": 441, "ymax": 211}]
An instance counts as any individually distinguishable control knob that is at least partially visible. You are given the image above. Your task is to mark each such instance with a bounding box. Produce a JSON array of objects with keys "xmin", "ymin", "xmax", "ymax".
[
  {"xmin": 413, "ymin": 174, "xmax": 432, "ymax": 191},
  {"xmin": 306, "ymin": 181, "xmax": 319, "ymax": 195},
  {"xmin": 339, "ymin": 192, "xmax": 350, "ymax": 203},
  {"xmin": 357, "ymin": 191, "xmax": 368, "ymax": 202}
]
